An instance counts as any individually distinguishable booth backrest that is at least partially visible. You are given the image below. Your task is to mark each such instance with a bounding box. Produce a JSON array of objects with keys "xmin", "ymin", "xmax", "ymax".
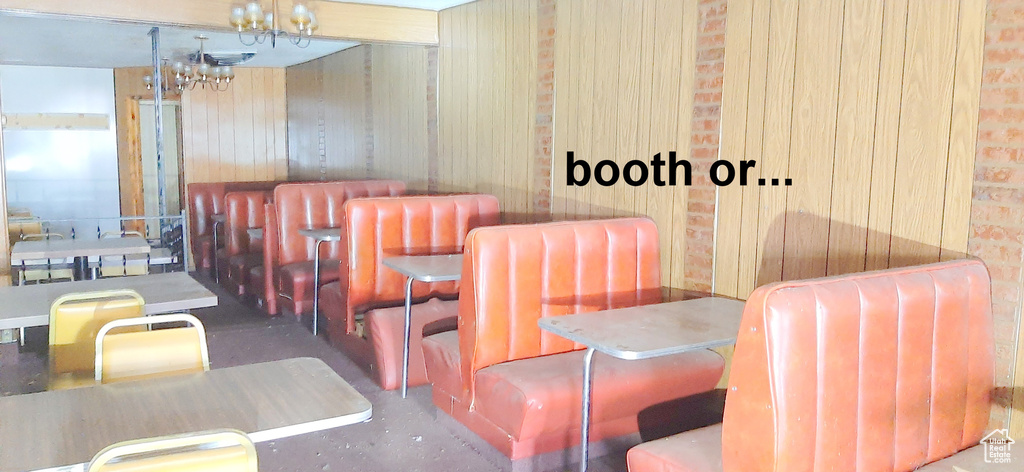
[
  {"xmin": 224, "ymin": 191, "xmax": 273, "ymax": 257},
  {"xmin": 272, "ymin": 181, "xmax": 406, "ymax": 266},
  {"xmin": 458, "ymin": 218, "xmax": 662, "ymax": 403},
  {"xmin": 339, "ymin": 194, "xmax": 500, "ymax": 334},
  {"xmin": 721, "ymin": 259, "xmax": 993, "ymax": 472},
  {"xmin": 186, "ymin": 181, "xmax": 283, "ymax": 252},
  {"xmin": 261, "ymin": 202, "xmax": 280, "ymax": 313}
]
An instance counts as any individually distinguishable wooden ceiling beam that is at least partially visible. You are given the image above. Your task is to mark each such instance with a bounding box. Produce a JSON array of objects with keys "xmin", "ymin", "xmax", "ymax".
[{"xmin": 0, "ymin": 0, "xmax": 439, "ymax": 46}]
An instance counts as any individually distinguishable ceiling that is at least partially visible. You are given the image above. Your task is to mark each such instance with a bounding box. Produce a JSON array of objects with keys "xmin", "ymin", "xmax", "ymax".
[{"xmin": 0, "ymin": 1, "xmax": 478, "ymax": 69}]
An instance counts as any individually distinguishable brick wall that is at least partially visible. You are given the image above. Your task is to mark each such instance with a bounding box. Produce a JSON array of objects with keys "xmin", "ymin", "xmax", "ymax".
[
  {"xmin": 533, "ymin": 0, "xmax": 556, "ymax": 213},
  {"xmin": 973, "ymin": 0, "xmax": 1024, "ymax": 427},
  {"xmin": 684, "ymin": 0, "xmax": 728, "ymax": 293}
]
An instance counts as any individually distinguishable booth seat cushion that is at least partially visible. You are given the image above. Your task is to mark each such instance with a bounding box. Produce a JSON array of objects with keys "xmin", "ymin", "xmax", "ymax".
[
  {"xmin": 626, "ymin": 424, "xmax": 724, "ymax": 472},
  {"xmin": 228, "ymin": 253, "xmax": 263, "ymax": 293},
  {"xmin": 474, "ymin": 349, "xmax": 725, "ymax": 441},
  {"xmin": 364, "ymin": 298, "xmax": 459, "ymax": 390},
  {"xmin": 247, "ymin": 266, "xmax": 266, "ymax": 302},
  {"xmin": 195, "ymin": 236, "xmax": 214, "ymax": 269},
  {"xmin": 276, "ymin": 260, "xmax": 340, "ymax": 313},
  {"xmin": 422, "ymin": 331, "xmax": 464, "ymax": 401}
]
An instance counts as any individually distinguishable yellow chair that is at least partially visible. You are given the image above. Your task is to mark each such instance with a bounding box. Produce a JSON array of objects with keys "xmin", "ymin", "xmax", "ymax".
[
  {"xmin": 87, "ymin": 429, "xmax": 257, "ymax": 472},
  {"xmin": 99, "ymin": 231, "xmax": 149, "ymax": 277},
  {"xmin": 48, "ymin": 289, "xmax": 146, "ymax": 390},
  {"xmin": 95, "ymin": 313, "xmax": 210, "ymax": 384},
  {"xmin": 18, "ymin": 232, "xmax": 75, "ymax": 284}
]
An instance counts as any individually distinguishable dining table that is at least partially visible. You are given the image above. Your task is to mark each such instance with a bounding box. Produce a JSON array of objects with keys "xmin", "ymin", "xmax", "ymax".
[
  {"xmin": 0, "ymin": 357, "xmax": 372, "ymax": 472},
  {"xmin": 10, "ymin": 236, "xmax": 151, "ymax": 281}
]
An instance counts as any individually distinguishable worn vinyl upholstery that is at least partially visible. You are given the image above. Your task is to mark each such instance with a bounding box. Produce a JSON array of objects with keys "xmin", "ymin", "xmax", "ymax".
[
  {"xmin": 626, "ymin": 259, "xmax": 995, "ymax": 472},
  {"xmin": 186, "ymin": 181, "xmax": 283, "ymax": 274},
  {"xmin": 318, "ymin": 194, "xmax": 499, "ymax": 388},
  {"xmin": 270, "ymin": 181, "xmax": 405, "ymax": 315},
  {"xmin": 251, "ymin": 202, "xmax": 280, "ymax": 313},
  {"xmin": 220, "ymin": 191, "xmax": 273, "ymax": 296},
  {"xmin": 422, "ymin": 218, "xmax": 726, "ymax": 459}
]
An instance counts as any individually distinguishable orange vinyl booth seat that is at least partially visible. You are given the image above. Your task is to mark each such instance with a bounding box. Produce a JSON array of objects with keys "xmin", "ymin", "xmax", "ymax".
[
  {"xmin": 318, "ymin": 194, "xmax": 500, "ymax": 389},
  {"xmin": 260, "ymin": 181, "xmax": 406, "ymax": 316},
  {"xmin": 422, "ymin": 218, "xmax": 726, "ymax": 460},
  {"xmin": 186, "ymin": 181, "xmax": 285, "ymax": 275},
  {"xmin": 626, "ymin": 259, "xmax": 995, "ymax": 472},
  {"xmin": 219, "ymin": 191, "xmax": 273, "ymax": 297}
]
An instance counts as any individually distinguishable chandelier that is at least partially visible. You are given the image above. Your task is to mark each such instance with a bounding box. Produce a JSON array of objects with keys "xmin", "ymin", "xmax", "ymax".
[
  {"xmin": 229, "ymin": 1, "xmax": 318, "ymax": 48},
  {"xmin": 143, "ymin": 36, "xmax": 236, "ymax": 93}
]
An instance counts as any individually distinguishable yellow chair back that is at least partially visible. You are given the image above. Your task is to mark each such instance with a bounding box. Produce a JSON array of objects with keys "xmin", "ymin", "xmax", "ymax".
[
  {"xmin": 95, "ymin": 313, "xmax": 210, "ymax": 384},
  {"xmin": 48, "ymin": 289, "xmax": 146, "ymax": 390},
  {"xmin": 87, "ymin": 429, "xmax": 257, "ymax": 472}
]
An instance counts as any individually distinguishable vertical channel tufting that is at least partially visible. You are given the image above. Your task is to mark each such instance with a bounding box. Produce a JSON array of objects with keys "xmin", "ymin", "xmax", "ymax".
[
  {"xmin": 459, "ymin": 218, "xmax": 662, "ymax": 406},
  {"xmin": 720, "ymin": 260, "xmax": 993, "ymax": 472}
]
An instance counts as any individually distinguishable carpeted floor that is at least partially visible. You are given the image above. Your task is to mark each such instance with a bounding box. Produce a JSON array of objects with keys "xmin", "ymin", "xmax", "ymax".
[{"xmin": 0, "ymin": 274, "xmax": 722, "ymax": 472}]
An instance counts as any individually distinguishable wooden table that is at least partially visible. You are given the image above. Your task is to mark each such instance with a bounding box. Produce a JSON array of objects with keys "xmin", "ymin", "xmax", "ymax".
[
  {"xmin": 0, "ymin": 273, "xmax": 218, "ymax": 332},
  {"xmin": 382, "ymin": 254, "xmax": 463, "ymax": 398},
  {"xmin": 10, "ymin": 236, "xmax": 151, "ymax": 281},
  {"xmin": 0, "ymin": 357, "xmax": 372, "ymax": 472},
  {"xmin": 538, "ymin": 297, "xmax": 746, "ymax": 472},
  {"xmin": 297, "ymin": 228, "xmax": 342, "ymax": 336}
]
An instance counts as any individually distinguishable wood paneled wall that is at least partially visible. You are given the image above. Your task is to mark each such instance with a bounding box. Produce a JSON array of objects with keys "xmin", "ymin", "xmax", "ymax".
[
  {"xmin": 550, "ymin": 0, "xmax": 700, "ymax": 288},
  {"xmin": 179, "ymin": 68, "xmax": 288, "ymax": 183},
  {"xmin": 371, "ymin": 45, "xmax": 433, "ymax": 192},
  {"xmin": 286, "ymin": 44, "xmax": 432, "ymax": 188},
  {"xmin": 437, "ymin": 0, "xmax": 539, "ymax": 217},
  {"xmin": 713, "ymin": 0, "xmax": 985, "ymax": 298},
  {"xmin": 287, "ymin": 49, "xmax": 374, "ymax": 181}
]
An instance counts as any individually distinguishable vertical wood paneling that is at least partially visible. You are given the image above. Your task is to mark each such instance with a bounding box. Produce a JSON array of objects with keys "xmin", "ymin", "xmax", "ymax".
[
  {"xmin": 179, "ymin": 68, "xmax": 288, "ymax": 184},
  {"xmin": 715, "ymin": 0, "xmax": 985, "ymax": 298}
]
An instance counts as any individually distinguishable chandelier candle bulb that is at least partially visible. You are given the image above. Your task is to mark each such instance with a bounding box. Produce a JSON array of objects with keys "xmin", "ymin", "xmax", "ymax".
[
  {"xmin": 264, "ymin": 13, "xmax": 274, "ymax": 29},
  {"xmin": 308, "ymin": 11, "xmax": 318, "ymax": 32},
  {"xmin": 230, "ymin": 7, "xmax": 246, "ymax": 28},
  {"xmin": 291, "ymin": 4, "xmax": 311, "ymax": 26},
  {"xmin": 245, "ymin": 2, "xmax": 263, "ymax": 23}
]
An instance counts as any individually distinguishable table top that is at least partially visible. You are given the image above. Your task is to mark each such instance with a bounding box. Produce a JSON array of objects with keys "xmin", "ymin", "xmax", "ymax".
[
  {"xmin": 297, "ymin": 227, "xmax": 342, "ymax": 242},
  {"xmin": 211, "ymin": 214, "xmax": 227, "ymax": 224},
  {"xmin": 247, "ymin": 228, "xmax": 264, "ymax": 239},
  {"xmin": 0, "ymin": 357, "xmax": 372, "ymax": 472},
  {"xmin": 0, "ymin": 272, "xmax": 218, "ymax": 330},
  {"xmin": 382, "ymin": 254, "xmax": 463, "ymax": 282},
  {"xmin": 538, "ymin": 297, "xmax": 746, "ymax": 360},
  {"xmin": 11, "ymin": 236, "xmax": 150, "ymax": 264}
]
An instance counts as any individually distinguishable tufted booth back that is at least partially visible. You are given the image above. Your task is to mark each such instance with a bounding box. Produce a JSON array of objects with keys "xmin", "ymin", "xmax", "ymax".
[
  {"xmin": 224, "ymin": 191, "xmax": 273, "ymax": 257},
  {"xmin": 458, "ymin": 218, "xmax": 662, "ymax": 404},
  {"xmin": 187, "ymin": 181, "xmax": 285, "ymax": 264},
  {"xmin": 338, "ymin": 194, "xmax": 500, "ymax": 335},
  {"xmin": 272, "ymin": 181, "xmax": 406, "ymax": 266},
  {"xmin": 258, "ymin": 202, "xmax": 280, "ymax": 313},
  {"xmin": 721, "ymin": 259, "xmax": 994, "ymax": 472}
]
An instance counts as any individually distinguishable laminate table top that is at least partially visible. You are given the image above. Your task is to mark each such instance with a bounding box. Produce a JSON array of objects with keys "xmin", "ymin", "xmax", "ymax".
[
  {"xmin": 297, "ymin": 227, "xmax": 342, "ymax": 242},
  {"xmin": 538, "ymin": 297, "xmax": 747, "ymax": 360},
  {"xmin": 382, "ymin": 254, "xmax": 463, "ymax": 283},
  {"xmin": 0, "ymin": 273, "xmax": 218, "ymax": 330},
  {"xmin": 0, "ymin": 357, "xmax": 372, "ymax": 472},
  {"xmin": 10, "ymin": 237, "xmax": 150, "ymax": 264}
]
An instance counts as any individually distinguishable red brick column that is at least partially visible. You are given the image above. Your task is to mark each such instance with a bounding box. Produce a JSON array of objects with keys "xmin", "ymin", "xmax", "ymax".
[
  {"xmin": 533, "ymin": 0, "xmax": 556, "ymax": 214},
  {"xmin": 684, "ymin": 0, "xmax": 727, "ymax": 293},
  {"xmin": 972, "ymin": 0, "xmax": 1024, "ymax": 427}
]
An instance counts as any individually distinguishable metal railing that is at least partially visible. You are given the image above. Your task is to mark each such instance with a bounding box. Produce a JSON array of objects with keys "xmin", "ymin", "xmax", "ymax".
[{"xmin": 10, "ymin": 210, "xmax": 189, "ymax": 284}]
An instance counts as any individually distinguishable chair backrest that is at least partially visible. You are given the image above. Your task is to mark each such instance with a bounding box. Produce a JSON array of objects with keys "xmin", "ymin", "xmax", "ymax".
[
  {"xmin": 721, "ymin": 259, "xmax": 994, "ymax": 472},
  {"xmin": 49, "ymin": 289, "xmax": 146, "ymax": 381},
  {"xmin": 338, "ymin": 194, "xmax": 500, "ymax": 335},
  {"xmin": 273, "ymin": 181, "xmax": 406, "ymax": 266},
  {"xmin": 87, "ymin": 429, "xmax": 257, "ymax": 472},
  {"xmin": 95, "ymin": 313, "xmax": 210, "ymax": 383},
  {"xmin": 224, "ymin": 190, "xmax": 273, "ymax": 257},
  {"xmin": 458, "ymin": 218, "xmax": 662, "ymax": 404}
]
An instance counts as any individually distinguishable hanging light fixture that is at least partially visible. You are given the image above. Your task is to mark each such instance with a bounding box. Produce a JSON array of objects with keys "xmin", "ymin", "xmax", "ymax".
[
  {"xmin": 144, "ymin": 36, "xmax": 236, "ymax": 93},
  {"xmin": 229, "ymin": 1, "xmax": 318, "ymax": 48}
]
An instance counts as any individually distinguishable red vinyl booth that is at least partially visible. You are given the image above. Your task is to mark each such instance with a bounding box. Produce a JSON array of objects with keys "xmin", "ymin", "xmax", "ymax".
[
  {"xmin": 318, "ymin": 194, "xmax": 500, "ymax": 389},
  {"xmin": 626, "ymin": 259, "xmax": 995, "ymax": 472},
  {"xmin": 261, "ymin": 181, "xmax": 406, "ymax": 316},
  {"xmin": 186, "ymin": 181, "xmax": 285, "ymax": 275},
  {"xmin": 219, "ymin": 190, "xmax": 273, "ymax": 297},
  {"xmin": 422, "ymin": 218, "xmax": 726, "ymax": 461}
]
